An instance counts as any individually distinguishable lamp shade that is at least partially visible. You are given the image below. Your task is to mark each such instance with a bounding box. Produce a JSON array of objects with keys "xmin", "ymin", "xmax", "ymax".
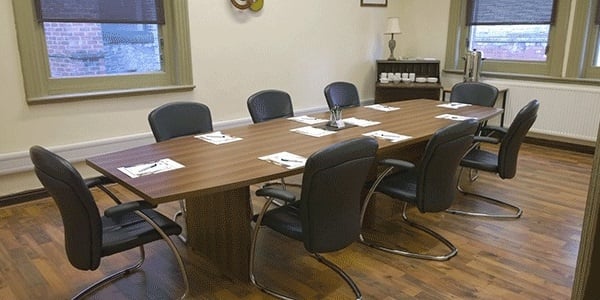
[{"xmin": 385, "ymin": 17, "xmax": 402, "ymax": 34}]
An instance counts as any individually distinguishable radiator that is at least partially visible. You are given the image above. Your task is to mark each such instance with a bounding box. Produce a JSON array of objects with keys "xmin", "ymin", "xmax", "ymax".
[{"xmin": 485, "ymin": 80, "xmax": 600, "ymax": 143}]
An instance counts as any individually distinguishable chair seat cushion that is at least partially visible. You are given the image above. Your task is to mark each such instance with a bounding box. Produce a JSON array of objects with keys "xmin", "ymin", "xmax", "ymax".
[
  {"xmin": 259, "ymin": 201, "xmax": 303, "ymax": 242},
  {"xmin": 375, "ymin": 169, "xmax": 418, "ymax": 204},
  {"xmin": 460, "ymin": 149, "xmax": 499, "ymax": 172},
  {"xmin": 101, "ymin": 209, "xmax": 182, "ymax": 256}
]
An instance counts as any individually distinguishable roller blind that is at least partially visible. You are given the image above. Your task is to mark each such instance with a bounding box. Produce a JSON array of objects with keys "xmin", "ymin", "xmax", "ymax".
[
  {"xmin": 596, "ymin": 0, "xmax": 600, "ymax": 25},
  {"xmin": 35, "ymin": 0, "xmax": 165, "ymax": 24},
  {"xmin": 467, "ymin": 0, "xmax": 557, "ymax": 25}
]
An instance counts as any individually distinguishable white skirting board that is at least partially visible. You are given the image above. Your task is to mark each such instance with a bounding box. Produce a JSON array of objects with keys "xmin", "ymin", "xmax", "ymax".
[{"xmin": 0, "ymin": 105, "xmax": 330, "ymax": 177}]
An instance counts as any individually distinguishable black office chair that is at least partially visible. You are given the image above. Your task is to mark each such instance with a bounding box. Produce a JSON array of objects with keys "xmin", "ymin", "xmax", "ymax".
[
  {"xmin": 148, "ymin": 101, "xmax": 213, "ymax": 232},
  {"xmin": 247, "ymin": 89, "xmax": 300, "ymax": 194},
  {"xmin": 360, "ymin": 120, "xmax": 478, "ymax": 261},
  {"xmin": 324, "ymin": 81, "xmax": 360, "ymax": 109},
  {"xmin": 29, "ymin": 146, "xmax": 189, "ymax": 300},
  {"xmin": 450, "ymin": 81, "xmax": 499, "ymax": 107},
  {"xmin": 148, "ymin": 101, "xmax": 213, "ymax": 142},
  {"xmin": 250, "ymin": 137, "xmax": 379, "ymax": 300},
  {"xmin": 447, "ymin": 99, "xmax": 540, "ymax": 219},
  {"xmin": 247, "ymin": 89, "xmax": 294, "ymax": 123}
]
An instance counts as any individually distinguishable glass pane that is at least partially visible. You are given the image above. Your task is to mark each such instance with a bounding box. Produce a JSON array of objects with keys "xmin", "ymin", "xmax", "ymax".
[
  {"xmin": 469, "ymin": 24, "xmax": 550, "ymax": 61},
  {"xmin": 43, "ymin": 22, "xmax": 162, "ymax": 78},
  {"xmin": 595, "ymin": 30, "xmax": 600, "ymax": 67}
]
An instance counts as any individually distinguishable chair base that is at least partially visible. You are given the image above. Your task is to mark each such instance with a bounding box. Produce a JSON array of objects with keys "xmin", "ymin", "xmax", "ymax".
[
  {"xmin": 359, "ymin": 202, "xmax": 457, "ymax": 261},
  {"xmin": 447, "ymin": 188, "xmax": 523, "ymax": 219},
  {"xmin": 135, "ymin": 211, "xmax": 190, "ymax": 300},
  {"xmin": 72, "ymin": 246, "xmax": 145, "ymax": 300},
  {"xmin": 250, "ymin": 198, "xmax": 361, "ymax": 300},
  {"xmin": 447, "ymin": 168, "xmax": 523, "ymax": 219}
]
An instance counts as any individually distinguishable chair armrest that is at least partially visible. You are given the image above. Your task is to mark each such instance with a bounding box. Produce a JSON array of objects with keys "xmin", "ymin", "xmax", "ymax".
[
  {"xmin": 256, "ymin": 188, "xmax": 296, "ymax": 204},
  {"xmin": 482, "ymin": 125, "xmax": 507, "ymax": 137},
  {"xmin": 104, "ymin": 200, "xmax": 157, "ymax": 218},
  {"xmin": 473, "ymin": 136, "xmax": 501, "ymax": 144},
  {"xmin": 84, "ymin": 175, "xmax": 114, "ymax": 188},
  {"xmin": 379, "ymin": 159, "xmax": 415, "ymax": 172}
]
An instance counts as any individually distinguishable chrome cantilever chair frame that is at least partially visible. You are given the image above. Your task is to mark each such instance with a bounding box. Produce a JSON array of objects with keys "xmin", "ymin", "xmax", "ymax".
[
  {"xmin": 359, "ymin": 166, "xmax": 457, "ymax": 261},
  {"xmin": 250, "ymin": 196, "xmax": 362, "ymax": 300},
  {"xmin": 72, "ymin": 208, "xmax": 190, "ymax": 300},
  {"xmin": 249, "ymin": 137, "xmax": 377, "ymax": 300},
  {"xmin": 446, "ymin": 99, "xmax": 539, "ymax": 219},
  {"xmin": 447, "ymin": 166, "xmax": 523, "ymax": 219},
  {"xmin": 359, "ymin": 120, "xmax": 478, "ymax": 261},
  {"xmin": 30, "ymin": 146, "xmax": 189, "ymax": 300}
]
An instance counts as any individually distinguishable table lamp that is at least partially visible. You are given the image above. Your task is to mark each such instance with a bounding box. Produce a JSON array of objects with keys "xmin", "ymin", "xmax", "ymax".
[{"xmin": 384, "ymin": 17, "xmax": 402, "ymax": 60}]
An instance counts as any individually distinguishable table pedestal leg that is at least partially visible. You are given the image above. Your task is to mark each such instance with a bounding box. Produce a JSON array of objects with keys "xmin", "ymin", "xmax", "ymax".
[{"xmin": 185, "ymin": 187, "xmax": 253, "ymax": 282}]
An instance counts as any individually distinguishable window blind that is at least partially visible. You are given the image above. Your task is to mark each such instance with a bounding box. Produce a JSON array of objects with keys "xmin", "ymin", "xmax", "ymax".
[
  {"xmin": 596, "ymin": 0, "xmax": 600, "ymax": 25},
  {"xmin": 467, "ymin": 0, "xmax": 557, "ymax": 25},
  {"xmin": 35, "ymin": 0, "xmax": 165, "ymax": 24}
]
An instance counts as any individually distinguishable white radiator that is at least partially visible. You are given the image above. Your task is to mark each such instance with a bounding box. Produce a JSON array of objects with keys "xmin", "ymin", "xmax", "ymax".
[{"xmin": 485, "ymin": 80, "xmax": 600, "ymax": 143}]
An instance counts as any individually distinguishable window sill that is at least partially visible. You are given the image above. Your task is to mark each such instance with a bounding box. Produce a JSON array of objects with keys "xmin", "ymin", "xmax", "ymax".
[
  {"xmin": 27, "ymin": 84, "xmax": 196, "ymax": 104},
  {"xmin": 443, "ymin": 69, "xmax": 600, "ymax": 86}
]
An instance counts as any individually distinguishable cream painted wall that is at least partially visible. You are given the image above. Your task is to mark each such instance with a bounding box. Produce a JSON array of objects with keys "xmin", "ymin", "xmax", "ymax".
[{"xmin": 0, "ymin": 0, "xmax": 452, "ymax": 195}]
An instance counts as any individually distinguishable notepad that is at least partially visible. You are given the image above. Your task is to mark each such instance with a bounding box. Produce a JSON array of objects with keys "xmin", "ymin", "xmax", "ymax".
[
  {"xmin": 259, "ymin": 152, "xmax": 307, "ymax": 169},
  {"xmin": 287, "ymin": 115, "xmax": 328, "ymax": 125},
  {"xmin": 363, "ymin": 130, "xmax": 412, "ymax": 143},
  {"xmin": 195, "ymin": 131, "xmax": 243, "ymax": 144},
  {"xmin": 118, "ymin": 158, "xmax": 184, "ymax": 178},
  {"xmin": 343, "ymin": 117, "xmax": 381, "ymax": 127},
  {"xmin": 290, "ymin": 126, "xmax": 337, "ymax": 137},
  {"xmin": 437, "ymin": 102, "xmax": 472, "ymax": 109},
  {"xmin": 435, "ymin": 114, "xmax": 476, "ymax": 121},
  {"xmin": 365, "ymin": 104, "xmax": 400, "ymax": 112}
]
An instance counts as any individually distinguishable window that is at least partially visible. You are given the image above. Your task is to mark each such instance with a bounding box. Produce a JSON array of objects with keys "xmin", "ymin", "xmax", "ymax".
[
  {"xmin": 565, "ymin": 0, "xmax": 600, "ymax": 79},
  {"xmin": 445, "ymin": 0, "xmax": 571, "ymax": 76},
  {"xmin": 12, "ymin": 0, "xmax": 193, "ymax": 103}
]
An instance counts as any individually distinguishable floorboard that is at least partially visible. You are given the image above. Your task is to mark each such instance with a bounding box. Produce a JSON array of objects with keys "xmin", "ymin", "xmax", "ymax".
[{"xmin": 0, "ymin": 143, "xmax": 592, "ymax": 299}]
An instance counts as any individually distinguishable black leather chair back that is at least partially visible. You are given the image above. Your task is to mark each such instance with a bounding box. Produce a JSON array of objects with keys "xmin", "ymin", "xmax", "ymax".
[
  {"xmin": 148, "ymin": 102, "xmax": 213, "ymax": 142},
  {"xmin": 417, "ymin": 120, "xmax": 478, "ymax": 213},
  {"xmin": 498, "ymin": 99, "xmax": 539, "ymax": 179},
  {"xmin": 324, "ymin": 81, "xmax": 360, "ymax": 109},
  {"xmin": 29, "ymin": 146, "xmax": 102, "ymax": 271},
  {"xmin": 450, "ymin": 82, "xmax": 499, "ymax": 107},
  {"xmin": 299, "ymin": 137, "xmax": 378, "ymax": 253},
  {"xmin": 247, "ymin": 90, "xmax": 294, "ymax": 123}
]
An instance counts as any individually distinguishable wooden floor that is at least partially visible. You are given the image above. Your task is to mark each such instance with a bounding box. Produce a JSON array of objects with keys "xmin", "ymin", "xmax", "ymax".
[{"xmin": 0, "ymin": 143, "xmax": 593, "ymax": 299}]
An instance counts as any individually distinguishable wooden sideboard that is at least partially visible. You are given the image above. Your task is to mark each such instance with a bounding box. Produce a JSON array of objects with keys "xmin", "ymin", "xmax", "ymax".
[{"xmin": 375, "ymin": 59, "xmax": 442, "ymax": 103}]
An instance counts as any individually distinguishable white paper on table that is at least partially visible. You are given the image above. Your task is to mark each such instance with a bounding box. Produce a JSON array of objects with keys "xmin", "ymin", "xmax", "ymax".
[
  {"xmin": 290, "ymin": 126, "xmax": 337, "ymax": 137},
  {"xmin": 435, "ymin": 114, "xmax": 477, "ymax": 121},
  {"xmin": 437, "ymin": 102, "xmax": 472, "ymax": 109},
  {"xmin": 118, "ymin": 158, "xmax": 185, "ymax": 178},
  {"xmin": 364, "ymin": 104, "xmax": 400, "ymax": 112},
  {"xmin": 258, "ymin": 151, "xmax": 307, "ymax": 169},
  {"xmin": 194, "ymin": 131, "xmax": 243, "ymax": 144},
  {"xmin": 363, "ymin": 130, "xmax": 412, "ymax": 143},
  {"xmin": 343, "ymin": 117, "xmax": 381, "ymax": 127},
  {"xmin": 287, "ymin": 115, "xmax": 328, "ymax": 125}
]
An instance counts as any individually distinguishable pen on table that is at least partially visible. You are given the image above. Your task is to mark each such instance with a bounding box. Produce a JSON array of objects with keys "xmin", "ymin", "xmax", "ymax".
[
  {"xmin": 281, "ymin": 158, "xmax": 303, "ymax": 163},
  {"xmin": 138, "ymin": 163, "xmax": 157, "ymax": 172},
  {"xmin": 204, "ymin": 133, "xmax": 227, "ymax": 138}
]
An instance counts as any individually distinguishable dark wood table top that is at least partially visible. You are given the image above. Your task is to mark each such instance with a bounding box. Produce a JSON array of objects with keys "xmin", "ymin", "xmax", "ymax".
[{"xmin": 86, "ymin": 99, "xmax": 502, "ymax": 205}]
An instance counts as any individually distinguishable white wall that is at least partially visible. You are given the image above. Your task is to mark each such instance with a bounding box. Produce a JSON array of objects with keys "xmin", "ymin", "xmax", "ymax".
[{"xmin": 0, "ymin": 0, "xmax": 454, "ymax": 195}]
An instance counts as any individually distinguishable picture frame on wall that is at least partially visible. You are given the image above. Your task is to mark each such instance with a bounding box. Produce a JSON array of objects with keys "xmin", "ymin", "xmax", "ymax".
[{"xmin": 361, "ymin": 0, "xmax": 387, "ymax": 7}]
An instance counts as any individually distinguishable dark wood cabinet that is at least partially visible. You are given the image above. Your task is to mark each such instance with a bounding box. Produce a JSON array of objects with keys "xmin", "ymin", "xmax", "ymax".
[{"xmin": 375, "ymin": 59, "xmax": 442, "ymax": 103}]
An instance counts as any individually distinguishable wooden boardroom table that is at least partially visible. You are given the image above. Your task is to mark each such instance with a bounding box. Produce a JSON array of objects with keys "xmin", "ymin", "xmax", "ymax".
[{"xmin": 86, "ymin": 99, "xmax": 502, "ymax": 283}]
